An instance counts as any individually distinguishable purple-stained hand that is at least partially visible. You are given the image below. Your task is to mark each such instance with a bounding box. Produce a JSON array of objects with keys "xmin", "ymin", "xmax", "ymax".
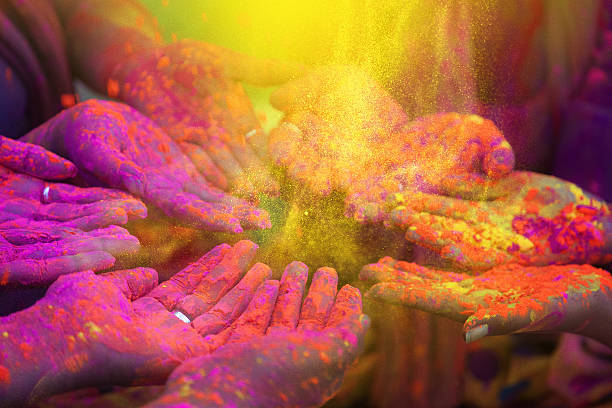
[
  {"xmin": 0, "ymin": 241, "xmax": 368, "ymax": 407},
  {"xmin": 20, "ymin": 99, "xmax": 270, "ymax": 233},
  {"xmin": 387, "ymin": 172, "xmax": 612, "ymax": 270},
  {"xmin": 145, "ymin": 282, "xmax": 368, "ymax": 408},
  {"xmin": 110, "ymin": 40, "xmax": 302, "ymax": 196},
  {"xmin": 0, "ymin": 165, "xmax": 145, "ymax": 286}
]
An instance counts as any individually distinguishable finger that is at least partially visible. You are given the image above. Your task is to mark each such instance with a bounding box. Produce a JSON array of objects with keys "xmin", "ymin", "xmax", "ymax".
[
  {"xmin": 0, "ymin": 224, "xmax": 127, "ymax": 245},
  {"xmin": 10, "ymin": 229, "xmax": 140, "ymax": 261},
  {"xmin": 298, "ymin": 267, "xmax": 338, "ymax": 331},
  {"xmin": 1, "ymin": 135, "xmax": 77, "ymax": 180},
  {"xmin": 68, "ymin": 136, "xmax": 148, "ymax": 198},
  {"xmin": 390, "ymin": 209, "xmax": 527, "ymax": 269},
  {"xmin": 148, "ymin": 188, "xmax": 242, "ymax": 233},
  {"xmin": 359, "ymin": 262, "xmax": 420, "ymax": 284},
  {"xmin": 270, "ymin": 72, "xmax": 322, "ymax": 113},
  {"xmin": 191, "ymin": 262, "xmax": 272, "ymax": 336},
  {"xmin": 30, "ymin": 199, "xmax": 139, "ymax": 223},
  {"xmin": 101, "ymin": 267, "xmax": 159, "ymax": 300},
  {"xmin": 228, "ymin": 204, "xmax": 272, "ymax": 230},
  {"xmin": 42, "ymin": 182, "xmax": 143, "ymax": 209},
  {"xmin": 220, "ymin": 47, "xmax": 306, "ymax": 86},
  {"xmin": 244, "ymin": 128, "xmax": 268, "ymax": 159},
  {"xmin": 221, "ymin": 279, "xmax": 280, "ymax": 346},
  {"xmin": 178, "ymin": 180, "xmax": 272, "ymax": 231},
  {"xmin": 147, "ymin": 243, "xmax": 232, "ymax": 310},
  {"xmin": 326, "ymin": 285, "xmax": 362, "ymax": 329},
  {"xmin": 268, "ymin": 122, "xmax": 302, "ymax": 166},
  {"xmin": 366, "ymin": 282, "xmax": 472, "ymax": 322},
  {"xmin": 0, "ymin": 251, "xmax": 115, "ymax": 286},
  {"xmin": 463, "ymin": 310, "xmax": 533, "ymax": 344},
  {"xmin": 174, "ymin": 240, "xmax": 258, "ymax": 320},
  {"xmin": 267, "ymin": 261, "xmax": 309, "ymax": 334},
  {"xmin": 44, "ymin": 184, "xmax": 148, "ymax": 219},
  {"xmin": 178, "ymin": 141, "xmax": 228, "ymax": 190}
]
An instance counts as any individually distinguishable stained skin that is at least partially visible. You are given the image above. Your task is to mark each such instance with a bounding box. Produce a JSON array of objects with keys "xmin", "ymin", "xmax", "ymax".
[
  {"xmin": 0, "ymin": 240, "xmax": 368, "ymax": 408},
  {"xmin": 387, "ymin": 171, "xmax": 612, "ymax": 271},
  {"xmin": 20, "ymin": 100, "xmax": 270, "ymax": 234},
  {"xmin": 361, "ymin": 259, "xmax": 612, "ymax": 347},
  {"xmin": 0, "ymin": 138, "xmax": 145, "ymax": 286},
  {"xmin": 267, "ymin": 66, "xmax": 515, "ymax": 223},
  {"xmin": 109, "ymin": 40, "xmax": 304, "ymax": 197}
]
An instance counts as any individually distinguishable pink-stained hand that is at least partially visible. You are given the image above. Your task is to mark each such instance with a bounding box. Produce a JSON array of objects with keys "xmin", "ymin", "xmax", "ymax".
[
  {"xmin": 268, "ymin": 66, "xmax": 514, "ymax": 222},
  {"xmin": 111, "ymin": 40, "xmax": 303, "ymax": 196},
  {"xmin": 20, "ymin": 99, "xmax": 270, "ymax": 233},
  {"xmin": 361, "ymin": 258, "xmax": 612, "ymax": 347},
  {"xmin": 145, "ymin": 263, "xmax": 369, "ymax": 408},
  {"xmin": 0, "ymin": 241, "xmax": 368, "ymax": 408},
  {"xmin": 388, "ymin": 171, "xmax": 612, "ymax": 270},
  {"xmin": 0, "ymin": 165, "xmax": 145, "ymax": 286},
  {"xmin": 0, "ymin": 135, "xmax": 76, "ymax": 180}
]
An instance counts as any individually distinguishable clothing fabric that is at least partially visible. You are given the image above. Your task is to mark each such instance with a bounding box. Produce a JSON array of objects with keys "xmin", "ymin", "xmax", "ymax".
[{"xmin": 0, "ymin": 0, "xmax": 73, "ymax": 137}]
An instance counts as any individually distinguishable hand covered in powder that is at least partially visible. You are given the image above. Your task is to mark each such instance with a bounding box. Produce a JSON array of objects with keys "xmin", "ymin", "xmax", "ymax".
[
  {"xmin": 0, "ymin": 135, "xmax": 76, "ymax": 180},
  {"xmin": 361, "ymin": 258, "xmax": 612, "ymax": 347},
  {"xmin": 145, "ymin": 263, "xmax": 369, "ymax": 408},
  {"xmin": 21, "ymin": 99, "xmax": 270, "ymax": 233},
  {"xmin": 388, "ymin": 172, "xmax": 612, "ymax": 270},
  {"xmin": 268, "ymin": 66, "xmax": 514, "ymax": 221},
  {"xmin": 0, "ymin": 165, "xmax": 144, "ymax": 286},
  {"xmin": 111, "ymin": 41, "xmax": 302, "ymax": 196}
]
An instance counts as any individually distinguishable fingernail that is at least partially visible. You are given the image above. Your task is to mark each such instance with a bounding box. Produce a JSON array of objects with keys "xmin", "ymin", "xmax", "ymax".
[
  {"xmin": 359, "ymin": 314, "xmax": 371, "ymax": 330},
  {"xmin": 465, "ymin": 324, "xmax": 488, "ymax": 343}
]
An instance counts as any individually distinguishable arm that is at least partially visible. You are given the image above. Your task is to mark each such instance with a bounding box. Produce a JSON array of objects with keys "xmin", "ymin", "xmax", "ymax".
[{"xmin": 50, "ymin": 0, "xmax": 159, "ymax": 92}]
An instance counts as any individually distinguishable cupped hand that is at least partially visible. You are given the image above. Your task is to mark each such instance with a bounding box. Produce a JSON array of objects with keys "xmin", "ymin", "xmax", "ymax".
[
  {"xmin": 361, "ymin": 258, "xmax": 612, "ymax": 347},
  {"xmin": 388, "ymin": 171, "xmax": 612, "ymax": 270},
  {"xmin": 0, "ymin": 165, "xmax": 145, "ymax": 286},
  {"xmin": 145, "ymin": 263, "xmax": 368, "ymax": 408},
  {"xmin": 112, "ymin": 40, "xmax": 302, "ymax": 196},
  {"xmin": 268, "ymin": 66, "xmax": 514, "ymax": 221},
  {"xmin": 21, "ymin": 100, "xmax": 270, "ymax": 233}
]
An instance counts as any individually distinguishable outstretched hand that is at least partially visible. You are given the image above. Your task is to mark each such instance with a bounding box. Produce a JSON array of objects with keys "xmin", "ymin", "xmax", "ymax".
[
  {"xmin": 388, "ymin": 172, "xmax": 612, "ymax": 270},
  {"xmin": 0, "ymin": 145, "xmax": 145, "ymax": 286},
  {"xmin": 21, "ymin": 100, "xmax": 270, "ymax": 233},
  {"xmin": 146, "ymin": 262, "xmax": 368, "ymax": 408},
  {"xmin": 268, "ymin": 66, "xmax": 514, "ymax": 222},
  {"xmin": 112, "ymin": 40, "xmax": 303, "ymax": 196},
  {"xmin": 361, "ymin": 258, "xmax": 612, "ymax": 347},
  {"xmin": 0, "ymin": 240, "xmax": 368, "ymax": 407}
]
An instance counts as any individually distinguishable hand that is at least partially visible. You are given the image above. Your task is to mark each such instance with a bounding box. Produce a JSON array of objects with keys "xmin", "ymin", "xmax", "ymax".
[
  {"xmin": 145, "ymin": 264, "xmax": 368, "ymax": 408},
  {"xmin": 388, "ymin": 171, "xmax": 612, "ymax": 270},
  {"xmin": 361, "ymin": 258, "xmax": 612, "ymax": 347},
  {"xmin": 0, "ymin": 241, "xmax": 256, "ymax": 405},
  {"xmin": 0, "ymin": 166, "xmax": 145, "ymax": 286},
  {"xmin": 268, "ymin": 66, "xmax": 514, "ymax": 222},
  {"xmin": 21, "ymin": 100, "xmax": 270, "ymax": 233},
  {"xmin": 111, "ymin": 41, "xmax": 301, "ymax": 196}
]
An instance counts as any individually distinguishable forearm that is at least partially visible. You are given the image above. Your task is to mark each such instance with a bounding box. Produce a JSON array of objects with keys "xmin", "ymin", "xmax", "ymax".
[{"xmin": 51, "ymin": 0, "xmax": 160, "ymax": 92}]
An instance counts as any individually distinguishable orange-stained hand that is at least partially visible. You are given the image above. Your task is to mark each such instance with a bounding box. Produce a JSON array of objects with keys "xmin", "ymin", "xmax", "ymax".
[
  {"xmin": 361, "ymin": 258, "xmax": 612, "ymax": 347},
  {"xmin": 388, "ymin": 172, "xmax": 612, "ymax": 270},
  {"xmin": 112, "ymin": 40, "xmax": 303, "ymax": 197},
  {"xmin": 268, "ymin": 66, "xmax": 514, "ymax": 222}
]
